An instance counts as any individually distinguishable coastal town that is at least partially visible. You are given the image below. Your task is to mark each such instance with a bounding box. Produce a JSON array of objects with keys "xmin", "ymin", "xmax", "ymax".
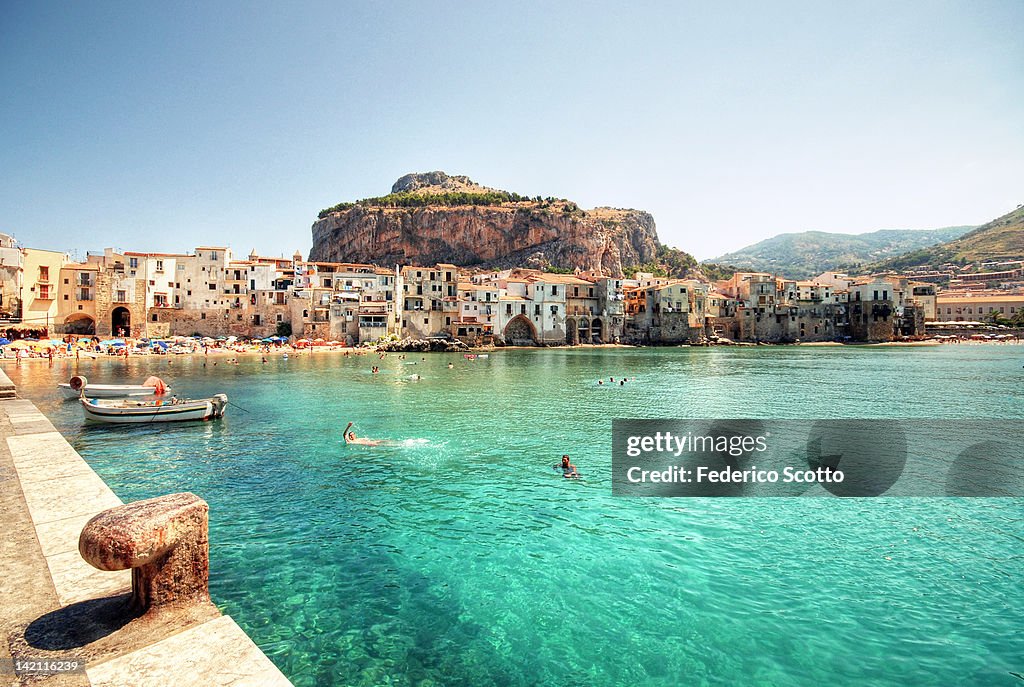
[{"xmin": 1, "ymin": 232, "xmax": 1022, "ymax": 351}]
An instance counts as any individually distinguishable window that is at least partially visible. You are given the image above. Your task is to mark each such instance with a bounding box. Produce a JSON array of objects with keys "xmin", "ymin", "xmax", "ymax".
[
  {"xmin": 551, "ymin": 285, "xmax": 557, "ymax": 295},
  {"xmin": 63, "ymin": 294, "xmax": 68, "ymax": 300},
  {"xmin": 155, "ymin": 260, "xmax": 164, "ymax": 271},
  {"xmin": 116, "ymin": 290, "xmax": 126, "ymax": 302},
  {"xmin": 550, "ymin": 305, "xmax": 558, "ymax": 314},
  {"xmin": 276, "ymin": 314, "xmax": 283, "ymax": 323},
  {"xmin": 63, "ymin": 278, "xmax": 69, "ymax": 284},
  {"xmin": 535, "ymin": 305, "xmax": 541, "ymax": 316},
  {"xmin": 129, "ymin": 258, "xmax": 138, "ymax": 268},
  {"xmin": 209, "ymin": 283, "xmax": 216, "ymax": 290},
  {"xmin": 423, "ymin": 318, "xmax": 428, "ymax": 325},
  {"xmin": 254, "ymin": 315, "xmax": 262, "ymax": 325},
  {"xmin": 445, "ymin": 317, "xmax": 451, "ymax": 325},
  {"xmin": 201, "ymin": 313, "xmax": 206, "ymax": 320},
  {"xmin": 506, "ymin": 304, "xmax": 512, "ymax": 315},
  {"xmin": 151, "ymin": 314, "xmax": 158, "ymax": 322}
]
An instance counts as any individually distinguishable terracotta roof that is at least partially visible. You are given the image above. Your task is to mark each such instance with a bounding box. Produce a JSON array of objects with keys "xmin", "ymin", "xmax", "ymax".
[
  {"xmin": 123, "ymin": 251, "xmax": 190, "ymax": 258},
  {"xmin": 936, "ymin": 295, "xmax": 1024, "ymax": 303}
]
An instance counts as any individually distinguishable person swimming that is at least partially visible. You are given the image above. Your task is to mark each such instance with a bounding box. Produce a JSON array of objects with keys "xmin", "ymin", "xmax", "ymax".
[
  {"xmin": 559, "ymin": 454, "xmax": 580, "ymax": 479},
  {"xmin": 343, "ymin": 422, "xmax": 383, "ymax": 446}
]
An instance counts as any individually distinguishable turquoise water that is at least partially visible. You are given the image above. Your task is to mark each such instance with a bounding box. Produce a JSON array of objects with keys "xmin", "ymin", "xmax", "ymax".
[{"xmin": 8, "ymin": 345, "xmax": 1024, "ymax": 686}]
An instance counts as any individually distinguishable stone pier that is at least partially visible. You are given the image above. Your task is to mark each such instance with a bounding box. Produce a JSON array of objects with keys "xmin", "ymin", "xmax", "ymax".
[{"xmin": 0, "ymin": 367, "xmax": 292, "ymax": 686}]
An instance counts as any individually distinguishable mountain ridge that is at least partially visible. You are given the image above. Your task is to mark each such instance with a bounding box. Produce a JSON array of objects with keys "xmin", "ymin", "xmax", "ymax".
[
  {"xmin": 865, "ymin": 205, "xmax": 1024, "ymax": 272},
  {"xmin": 706, "ymin": 226, "xmax": 975, "ymax": 278}
]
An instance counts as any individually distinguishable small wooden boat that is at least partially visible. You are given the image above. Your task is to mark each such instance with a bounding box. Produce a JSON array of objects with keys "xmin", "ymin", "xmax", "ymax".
[
  {"xmin": 80, "ymin": 393, "xmax": 228, "ymax": 424},
  {"xmin": 59, "ymin": 375, "xmax": 169, "ymax": 399}
]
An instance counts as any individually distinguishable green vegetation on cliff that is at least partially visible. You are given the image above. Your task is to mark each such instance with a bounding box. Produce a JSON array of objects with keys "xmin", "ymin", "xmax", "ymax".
[
  {"xmin": 318, "ymin": 191, "xmax": 585, "ymax": 219},
  {"xmin": 624, "ymin": 245, "xmax": 699, "ymax": 279}
]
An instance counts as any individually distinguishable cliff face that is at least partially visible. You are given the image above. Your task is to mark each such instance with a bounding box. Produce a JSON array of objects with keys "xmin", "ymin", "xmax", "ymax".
[{"xmin": 310, "ymin": 174, "xmax": 661, "ymax": 277}]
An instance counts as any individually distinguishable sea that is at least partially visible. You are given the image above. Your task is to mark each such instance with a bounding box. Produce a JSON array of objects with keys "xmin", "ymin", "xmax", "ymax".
[{"xmin": 7, "ymin": 344, "xmax": 1023, "ymax": 686}]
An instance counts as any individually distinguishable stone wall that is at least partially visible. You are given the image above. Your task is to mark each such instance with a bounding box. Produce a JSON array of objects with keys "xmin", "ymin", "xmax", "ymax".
[
  {"xmin": 95, "ymin": 274, "xmax": 147, "ymax": 338},
  {"xmin": 848, "ymin": 300, "xmax": 897, "ymax": 342}
]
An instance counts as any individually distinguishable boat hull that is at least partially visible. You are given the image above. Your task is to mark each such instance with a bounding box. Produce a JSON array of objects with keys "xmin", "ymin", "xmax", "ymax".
[
  {"xmin": 59, "ymin": 383, "xmax": 168, "ymax": 399},
  {"xmin": 80, "ymin": 396, "xmax": 226, "ymax": 423}
]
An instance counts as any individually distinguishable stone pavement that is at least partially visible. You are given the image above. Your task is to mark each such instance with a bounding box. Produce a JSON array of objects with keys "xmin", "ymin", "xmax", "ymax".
[{"xmin": 0, "ymin": 368, "xmax": 292, "ymax": 687}]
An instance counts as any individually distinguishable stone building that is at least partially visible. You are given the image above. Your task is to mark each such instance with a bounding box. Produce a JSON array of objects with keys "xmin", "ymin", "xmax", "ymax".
[
  {"xmin": 56, "ymin": 262, "xmax": 99, "ymax": 335},
  {"xmin": 0, "ymin": 234, "xmax": 22, "ymax": 321}
]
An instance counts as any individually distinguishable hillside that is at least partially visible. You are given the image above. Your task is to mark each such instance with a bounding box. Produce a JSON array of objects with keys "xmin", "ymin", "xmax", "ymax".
[
  {"xmin": 867, "ymin": 205, "xmax": 1024, "ymax": 272},
  {"xmin": 707, "ymin": 226, "xmax": 974, "ymax": 278},
  {"xmin": 311, "ymin": 171, "xmax": 700, "ymax": 278}
]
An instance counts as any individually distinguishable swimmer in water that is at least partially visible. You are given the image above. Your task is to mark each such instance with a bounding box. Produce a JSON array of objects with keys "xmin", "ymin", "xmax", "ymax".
[
  {"xmin": 559, "ymin": 454, "xmax": 580, "ymax": 479},
  {"xmin": 343, "ymin": 422, "xmax": 383, "ymax": 446},
  {"xmin": 447, "ymin": 362, "xmax": 454, "ymax": 369}
]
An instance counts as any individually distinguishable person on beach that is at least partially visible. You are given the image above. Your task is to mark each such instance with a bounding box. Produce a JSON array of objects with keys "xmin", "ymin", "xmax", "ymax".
[
  {"xmin": 559, "ymin": 455, "xmax": 579, "ymax": 479},
  {"xmin": 344, "ymin": 422, "xmax": 383, "ymax": 446}
]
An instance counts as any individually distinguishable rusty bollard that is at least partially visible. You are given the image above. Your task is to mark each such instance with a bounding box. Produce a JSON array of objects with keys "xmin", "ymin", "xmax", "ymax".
[{"xmin": 79, "ymin": 492, "xmax": 210, "ymax": 614}]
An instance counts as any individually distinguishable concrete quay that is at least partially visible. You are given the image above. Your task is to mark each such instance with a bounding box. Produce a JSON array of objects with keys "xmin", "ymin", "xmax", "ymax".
[{"xmin": 0, "ymin": 367, "xmax": 292, "ymax": 686}]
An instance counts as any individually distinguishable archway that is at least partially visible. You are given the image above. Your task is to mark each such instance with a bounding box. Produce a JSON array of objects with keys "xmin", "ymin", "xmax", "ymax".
[
  {"xmin": 565, "ymin": 317, "xmax": 579, "ymax": 345},
  {"xmin": 578, "ymin": 318, "xmax": 591, "ymax": 344},
  {"xmin": 111, "ymin": 307, "xmax": 131, "ymax": 337},
  {"xmin": 591, "ymin": 317, "xmax": 604, "ymax": 344},
  {"xmin": 64, "ymin": 314, "xmax": 96, "ymax": 335},
  {"xmin": 503, "ymin": 315, "xmax": 538, "ymax": 346}
]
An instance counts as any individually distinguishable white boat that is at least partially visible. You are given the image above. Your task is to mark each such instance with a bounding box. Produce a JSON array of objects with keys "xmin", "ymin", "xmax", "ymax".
[
  {"xmin": 80, "ymin": 394, "xmax": 228, "ymax": 423},
  {"xmin": 58, "ymin": 375, "xmax": 169, "ymax": 399}
]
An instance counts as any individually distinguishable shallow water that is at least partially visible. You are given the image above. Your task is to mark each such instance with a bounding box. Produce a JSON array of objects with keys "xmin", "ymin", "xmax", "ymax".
[{"xmin": 8, "ymin": 345, "xmax": 1024, "ymax": 686}]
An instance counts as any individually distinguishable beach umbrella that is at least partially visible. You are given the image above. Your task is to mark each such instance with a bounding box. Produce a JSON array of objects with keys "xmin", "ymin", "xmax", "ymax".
[
  {"xmin": 156, "ymin": 341, "xmax": 169, "ymax": 349},
  {"xmin": 7, "ymin": 341, "xmax": 32, "ymax": 349},
  {"xmin": 0, "ymin": 338, "xmax": 10, "ymax": 346}
]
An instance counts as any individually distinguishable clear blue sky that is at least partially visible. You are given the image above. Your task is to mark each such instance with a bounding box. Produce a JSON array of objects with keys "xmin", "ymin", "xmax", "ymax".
[{"xmin": 2, "ymin": 1, "xmax": 1021, "ymax": 261}]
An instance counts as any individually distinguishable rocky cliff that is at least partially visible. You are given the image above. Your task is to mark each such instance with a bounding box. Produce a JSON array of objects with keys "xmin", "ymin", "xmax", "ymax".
[{"xmin": 310, "ymin": 172, "xmax": 663, "ymax": 277}]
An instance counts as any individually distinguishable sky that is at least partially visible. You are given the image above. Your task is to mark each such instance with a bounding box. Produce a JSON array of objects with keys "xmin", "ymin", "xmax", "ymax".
[{"xmin": 1, "ymin": 1, "xmax": 1022, "ymax": 261}]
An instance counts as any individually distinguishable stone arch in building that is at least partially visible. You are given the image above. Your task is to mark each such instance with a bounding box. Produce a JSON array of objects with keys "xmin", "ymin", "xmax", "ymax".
[
  {"xmin": 577, "ymin": 318, "xmax": 591, "ymax": 344},
  {"xmin": 503, "ymin": 315, "xmax": 538, "ymax": 346},
  {"xmin": 565, "ymin": 317, "xmax": 579, "ymax": 345},
  {"xmin": 64, "ymin": 313, "xmax": 96, "ymax": 335},
  {"xmin": 591, "ymin": 317, "xmax": 604, "ymax": 344},
  {"xmin": 111, "ymin": 307, "xmax": 131, "ymax": 337}
]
